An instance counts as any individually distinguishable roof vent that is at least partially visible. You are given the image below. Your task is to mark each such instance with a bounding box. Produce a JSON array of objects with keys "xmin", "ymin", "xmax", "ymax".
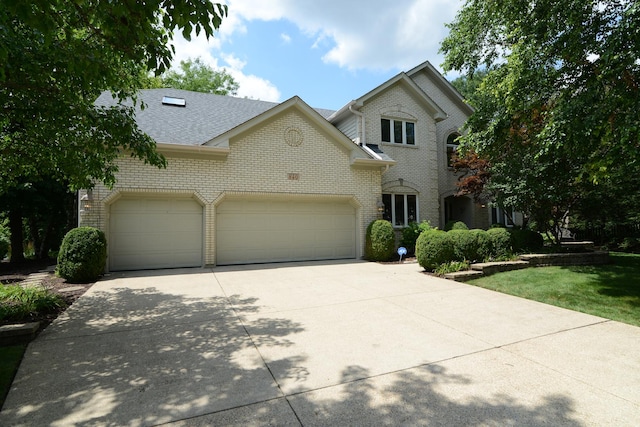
[{"xmin": 162, "ymin": 96, "xmax": 186, "ymax": 107}]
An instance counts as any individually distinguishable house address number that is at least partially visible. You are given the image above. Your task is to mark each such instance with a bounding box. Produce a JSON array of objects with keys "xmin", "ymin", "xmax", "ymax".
[{"xmin": 288, "ymin": 173, "xmax": 300, "ymax": 180}]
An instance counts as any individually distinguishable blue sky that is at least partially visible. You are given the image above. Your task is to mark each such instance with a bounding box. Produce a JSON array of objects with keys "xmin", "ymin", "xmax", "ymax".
[{"xmin": 171, "ymin": 0, "xmax": 463, "ymax": 111}]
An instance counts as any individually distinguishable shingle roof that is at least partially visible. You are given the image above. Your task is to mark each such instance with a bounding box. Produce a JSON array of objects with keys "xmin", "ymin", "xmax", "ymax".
[{"xmin": 95, "ymin": 89, "xmax": 336, "ymax": 146}]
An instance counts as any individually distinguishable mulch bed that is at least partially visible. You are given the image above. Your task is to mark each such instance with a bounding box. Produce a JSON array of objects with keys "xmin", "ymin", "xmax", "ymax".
[{"xmin": 0, "ymin": 259, "xmax": 94, "ymax": 332}]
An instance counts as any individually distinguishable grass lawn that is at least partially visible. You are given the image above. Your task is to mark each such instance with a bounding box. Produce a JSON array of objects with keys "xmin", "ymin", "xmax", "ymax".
[
  {"xmin": 467, "ymin": 252, "xmax": 640, "ymax": 327},
  {"xmin": 0, "ymin": 344, "xmax": 27, "ymax": 409}
]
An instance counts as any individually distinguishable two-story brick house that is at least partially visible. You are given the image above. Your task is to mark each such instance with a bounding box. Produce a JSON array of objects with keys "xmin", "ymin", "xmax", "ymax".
[{"xmin": 80, "ymin": 61, "xmax": 490, "ymax": 270}]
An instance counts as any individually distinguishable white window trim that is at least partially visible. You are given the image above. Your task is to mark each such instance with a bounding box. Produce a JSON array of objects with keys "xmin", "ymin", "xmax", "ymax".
[
  {"xmin": 446, "ymin": 133, "xmax": 460, "ymax": 168},
  {"xmin": 383, "ymin": 193, "xmax": 419, "ymax": 228},
  {"xmin": 492, "ymin": 206, "xmax": 515, "ymax": 227},
  {"xmin": 382, "ymin": 118, "xmax": 416, "ymax": 146}
]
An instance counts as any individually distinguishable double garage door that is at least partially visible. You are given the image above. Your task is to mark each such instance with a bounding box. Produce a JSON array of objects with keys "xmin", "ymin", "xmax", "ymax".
[
  {"xmin": 109, "ymin": 196, "xmax": 356, "ymax": 270},
  {"xmin": 216, "ymin": 198, "xmax": 356, "ymax": 265}
]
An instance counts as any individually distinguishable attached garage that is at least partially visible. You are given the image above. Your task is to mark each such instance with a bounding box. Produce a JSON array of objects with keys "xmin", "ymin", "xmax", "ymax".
[
  {"xmin": 109, "ymin": 197, "xmax": 203, "ymax": 271},
  {"xmin": 216, "ymin": 197, "xmax": 357, "ymax": 265}
]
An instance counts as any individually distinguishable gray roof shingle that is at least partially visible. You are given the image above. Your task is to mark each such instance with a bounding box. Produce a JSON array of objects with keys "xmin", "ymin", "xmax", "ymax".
[{"xmin": 95, "ymin": 89, "xmax": 336, "ymax": 146}]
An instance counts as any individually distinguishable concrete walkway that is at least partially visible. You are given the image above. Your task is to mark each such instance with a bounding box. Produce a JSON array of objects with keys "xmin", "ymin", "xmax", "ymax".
[{"xmin": 1, "ymin": 260, "xmax": 638, "ymax": 426}]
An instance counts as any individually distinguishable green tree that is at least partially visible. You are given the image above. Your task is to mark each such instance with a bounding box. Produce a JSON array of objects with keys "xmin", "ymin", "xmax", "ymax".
[
  {"xmin": 160, "ymin": 57, "xmax": 239, "ymax": 95},
  {"xmin": 441, "ymin": 0, "xmax": 640, "ymax": 243},
  {"xmin": 0, "ymin": 179, "xmax": 74, "ymax": 262},
  {"xmin": 0, "ymin": 0, "xmax": 228, "ymax": 192},
  {"xmin": 450, "ymin": 69, "xmax": 487, "ymax": 105}
]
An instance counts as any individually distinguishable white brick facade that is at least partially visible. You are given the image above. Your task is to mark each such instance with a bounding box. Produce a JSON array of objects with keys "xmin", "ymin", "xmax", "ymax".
[
  {"xmin": 359, "ymin": 83, "xmax": 440, "ymax": 226},
  {"xmin": 80, "ymin": 108, "xmax": 382, "ymax": 266},
  {"xmin": 82, "ymin": 61, "xmax": 488, "ymax": 269}
]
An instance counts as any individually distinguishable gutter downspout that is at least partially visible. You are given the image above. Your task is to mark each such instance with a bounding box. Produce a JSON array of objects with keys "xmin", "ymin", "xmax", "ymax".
[
  {"xmin": 349, "ymin": 103, "xmax": 390, "ymax": 173},
  {"xmin": 349, "ymin": 104, "xmax": 365, "ymax": 147}
]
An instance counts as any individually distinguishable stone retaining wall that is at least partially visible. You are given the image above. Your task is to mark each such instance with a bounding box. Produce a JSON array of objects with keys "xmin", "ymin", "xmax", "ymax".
[{"xmin": 519, "ymin": 251, "xmax": 610, "ymax": 267}]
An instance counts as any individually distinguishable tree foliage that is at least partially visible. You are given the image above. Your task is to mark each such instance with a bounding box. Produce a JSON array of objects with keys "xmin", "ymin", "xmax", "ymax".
[
  {"xmin": 0, "ymin": 0, "xmax": 228, "ymax": 191},
  {"xmin": 0, "ymin": 178, "xmax": 74, "ymax": 262},
  {"xmin": 441, "ymin": 0, "xmax": 640, "ymax": 243},
  {"xmin": 160, "ymin": 57, "xmax": 239, "ymax": 95}
]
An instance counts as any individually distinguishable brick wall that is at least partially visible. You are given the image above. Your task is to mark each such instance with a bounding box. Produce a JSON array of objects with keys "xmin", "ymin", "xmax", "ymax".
[
  {"xmin": 359, "ymin": 83, "xmax": 440, "ymax": 227},
  {"xmin": 79, "ymin": 109, "xmax": 382, "ymax": 266}
]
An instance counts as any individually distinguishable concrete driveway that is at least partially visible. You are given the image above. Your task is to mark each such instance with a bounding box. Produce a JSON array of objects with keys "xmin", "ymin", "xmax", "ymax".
[{"xmin": 1, "ymin": 260, "xmax": 639, "ymax": 426}]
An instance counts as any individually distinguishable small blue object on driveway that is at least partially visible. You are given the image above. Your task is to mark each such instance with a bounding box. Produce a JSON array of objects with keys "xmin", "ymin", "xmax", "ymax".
[{"xmin": 397, "ymin": 246, "xmax": 407, "ymax": 262}]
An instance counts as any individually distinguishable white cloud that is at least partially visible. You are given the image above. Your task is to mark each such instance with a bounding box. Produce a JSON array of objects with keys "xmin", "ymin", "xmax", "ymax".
[
  {"xmin": 168, "ymin": 32, "xmax": 281, "ymax": 102},
  {"xmin": 166, "ymin": 0, "xmax": 462, "ymax": 101},
  {"xmin": 280, "ymin": 33, "xmax": 292, "ymax": 44},
  {"xmin": 220, "ymin": 54, "xmax": 281, "ymax": 101},
  {"xmin": 223, "ymin": 0, "xmax": 461, "ymax": 72}
]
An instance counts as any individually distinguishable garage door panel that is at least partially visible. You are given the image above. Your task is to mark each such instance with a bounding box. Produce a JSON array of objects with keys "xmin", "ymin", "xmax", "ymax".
[
  {"xmin": 216, "ymin": 198, "xmax": 356, "ymax": 265},
  {"xmin": 110, "ymin": 198, "xmax": 203, "ymax": 271}
]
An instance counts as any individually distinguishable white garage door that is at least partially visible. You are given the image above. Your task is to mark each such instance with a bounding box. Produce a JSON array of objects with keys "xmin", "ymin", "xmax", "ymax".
[
  {"xmin": 109, "ymin": 197, "xmax": 203, "ymax": 271},
  {"xmin": 216, "ymin": 198, "xmax": 356, "ymax": 265}
]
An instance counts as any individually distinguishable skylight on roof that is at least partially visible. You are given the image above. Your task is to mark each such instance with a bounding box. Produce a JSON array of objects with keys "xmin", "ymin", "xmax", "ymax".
[{"xmin": 162, "ymin": 96, "xmax": 186, "ymax": 107}]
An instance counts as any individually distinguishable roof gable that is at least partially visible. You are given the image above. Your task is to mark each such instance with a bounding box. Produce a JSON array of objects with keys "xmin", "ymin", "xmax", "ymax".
[
  {"xmin": 205, "ymin": 96, "xmax": 395, "ymax": 169},
  {"xmin": 406, "ymin": 60, "xmax": 474, "ymax": 116},
  {"xmin": 329, "ymin": 73, "xmax": 447, "ymax": 124}
]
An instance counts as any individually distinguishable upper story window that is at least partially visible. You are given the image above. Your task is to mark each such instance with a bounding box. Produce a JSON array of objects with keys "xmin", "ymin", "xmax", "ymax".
[
  {"xmin": 381, "ymin": 119, "xmax": 415, "ymax": 145},
  {"xmin": 382, "ymin": 193, "xmax": 418, "ymax": 227},
  {"xmin": 446, "ymin": 132, "xmax": 460, "ymax": 166}
]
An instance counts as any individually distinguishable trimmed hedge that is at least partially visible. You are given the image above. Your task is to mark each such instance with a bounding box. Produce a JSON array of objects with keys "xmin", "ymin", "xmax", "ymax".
[
  {"xmin": 448, "ymin": 229, "xmax": 491, "ymax": 263},
  {"xmin": 400, "ymin": 221, "xmax": 432, "ymax": 255},
  {"xmin": 57, "ymin": 227, "xmax": 107, "ymax": 283},
  {"xmin": 365, "ymin": 220, "xmax": 395, "ymax": 261},
  {"xmin": 487, "ymin": 227, "xmax": 512, "ymax": 258},
  {"xmin": 416, "ymin": 229, "xmax": 454, "ymax": 270},
  {"xmin": 444, "ymin": 220, "xmax": 469, "ymax": 231},
  {"xmin": 470, "ymin": 229, "xmax": 492, "ymax": 261}
]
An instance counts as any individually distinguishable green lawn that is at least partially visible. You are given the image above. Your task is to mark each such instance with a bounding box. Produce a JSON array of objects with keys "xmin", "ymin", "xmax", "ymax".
[
  {"xmin": 467, "ymin": 252, "xmax": 640, "ymax": 326},
  {"xmin": 0, "ymin": 344, "xmax": 26, "ymax": 409}
]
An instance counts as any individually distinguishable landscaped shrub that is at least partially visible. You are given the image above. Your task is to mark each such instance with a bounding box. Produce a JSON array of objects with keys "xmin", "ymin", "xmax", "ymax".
[
  {"xmin": 447, "ymin": 230, "xmax": 474, "ymax": 262},
  {"xmin": 444, "ymin": 220, "xmax": 469, "ymax": 231},
  {"xmin": 434, "ymin": 260, "xmax": 470, "ymax": 276},
  {"xmin": 365, "ymin": 220, "xmax": 395, "ymax": 261},
  {"xmin": 416, "ymin": 229, "xmax": 455, "ymax": 271},
  {"xmin": 510, "ymin": 229, "xmax": 544, "ymax": 253},
  {"xmin": 447, "ymin": 229, "xmax": 492, "ymax": 263},
  {"xmin": 470, "ymin": 229, "xmax": 492, "ymax": 261},
  {"xmin": 57, "ymin": 227, "xmax": 107, "ymax": 283},
  {"xmin": 400, "ymin": 221, "xmax": 432, "ymax": 255},
  {"xmin": 0, "ymin": 285, "xmax": 66, "ymax": 322},
  {"xmin": 487, "ymin": 227, "xmax": 512, "ymax": 258}
]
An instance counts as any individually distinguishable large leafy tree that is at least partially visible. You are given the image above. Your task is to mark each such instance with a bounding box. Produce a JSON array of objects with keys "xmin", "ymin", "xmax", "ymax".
[
  {"xmin": 0, "ymin": 0, "xmax": 227, "ymax": 192},
  {"xmin": 441, "ymin": 0, "xmax": 640, "ymax": 242},
  {"xmin": 160, "ymin": 57, "xmax": 239, "ymax": 95}
]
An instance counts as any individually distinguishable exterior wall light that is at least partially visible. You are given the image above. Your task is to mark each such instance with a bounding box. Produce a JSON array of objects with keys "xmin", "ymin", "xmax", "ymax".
[
  {"xmin": 79, "ymin": 189, "xmax": 93, "ymax": 213},
  {"xmin": 376, "ymin": 198, "xmax": 385, "ymax": 218}
]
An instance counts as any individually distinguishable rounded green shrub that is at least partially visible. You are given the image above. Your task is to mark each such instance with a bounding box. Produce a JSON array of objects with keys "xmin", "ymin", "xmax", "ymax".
[
  {"xmin": 447, "ymin": 230, "xmax": 473, "ymax": 262},
  {"xmin": 365, "ymin": 220, "xmax": 395, "ymax": 261},
  {"xmin": 400, "ymin": 221, "xmax": 432, "ymax": 255},
  {"xmin": 487, "ymin": 227, "xmax": 512, "ymax": 258},
  {"xmin": 416, "ymin": 229, "xmax": 455, "ymax": 271},
  {"xmin": 447, "ymin": 229, "xmax": 492, "ymax": 263},
  {"xmin": 510, "ymin": 229, "xmax": 544, "ymax": 253},
  {"xmin": 57, "ymin": 227, "xmax": 107, "ymax": 283},
  {"xmin": 470, "ymin": 229, "xmax": 492, "ymax": 261},
  {"xmin": 444, "ymin": 220, "xmax": 469, "ymax": 231}
]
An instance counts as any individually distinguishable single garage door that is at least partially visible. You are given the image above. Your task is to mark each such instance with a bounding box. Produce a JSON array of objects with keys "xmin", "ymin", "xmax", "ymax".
[
  {"xmin": 216, "ymin": 198, "xmax": 356, "ymax": 265},
  {"xmin": 109, "ymin": 197, "xmax": 203, "ymax": 271}
]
